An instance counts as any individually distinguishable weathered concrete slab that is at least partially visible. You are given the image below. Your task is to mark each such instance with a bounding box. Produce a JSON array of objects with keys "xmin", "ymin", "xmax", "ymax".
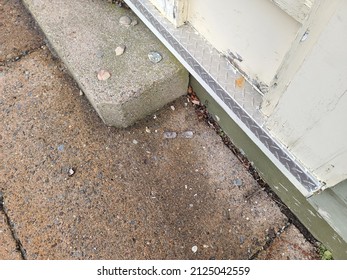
[
  {"xmin": 256, "ymin": 224, "xmax": 319, "ymax": 259},
  {"xmin": 0, "ymin": 0, "xmax": 319, "ymax": 260},
  {"xmin": 1, "ymin": 47, "xmax": 290, "ymax": 259},
  {"xmin": 21, "ymin": 0, "xmax": 188, "ymax": 127},
  {"xmin": 0, "ymin": 0, "xmax": 43, "ymax": 62}
]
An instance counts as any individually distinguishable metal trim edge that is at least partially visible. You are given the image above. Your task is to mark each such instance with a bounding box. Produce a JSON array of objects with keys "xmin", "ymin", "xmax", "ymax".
[{"xmin": 125, "ymin": 0, "xmax": 321, "ymax": 194}]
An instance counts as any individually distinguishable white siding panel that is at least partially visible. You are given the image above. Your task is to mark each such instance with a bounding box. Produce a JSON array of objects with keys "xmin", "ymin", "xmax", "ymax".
[
  {"xmin": 266, "ymin": 1, "xmax": 347, "ymax": 186},
  {"xmin": 149, "ymin": 0, "xmax": 187, "ymax": 26},
  {"xmin": 271, "ymin": 0, "xmax": 314, "ymax": 23},
  {"xmin": 187, "ymin": 0, "xmax": 300, "ymax": 85}
]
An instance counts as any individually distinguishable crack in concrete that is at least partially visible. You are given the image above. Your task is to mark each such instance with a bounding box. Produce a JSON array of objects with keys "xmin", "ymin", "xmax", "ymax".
[
  {"xmin": 0, "ymin": 44, "xmax": 46, "ymax": 66},
  {"xmin": 248, "ymin": 222, "xmax": 292, "ymax": 260},
  {"xmin": 0, "ymin": 191, "xmax": 28, "ymax": 260},
  {"xmin": 188, "ymin": 87, "xmax": 320, "ymax": 258}
]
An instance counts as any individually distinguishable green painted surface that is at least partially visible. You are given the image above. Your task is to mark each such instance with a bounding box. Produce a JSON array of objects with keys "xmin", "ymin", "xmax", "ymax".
[{"xmin": 190, "ymin": 76, "xmax": 347, "ymax": 259}]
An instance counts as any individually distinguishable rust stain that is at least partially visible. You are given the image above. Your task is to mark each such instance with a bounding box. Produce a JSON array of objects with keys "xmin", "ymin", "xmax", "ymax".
[{"xmin": 235, "ymin": 76, "xmax": 245, "ymax": 89}]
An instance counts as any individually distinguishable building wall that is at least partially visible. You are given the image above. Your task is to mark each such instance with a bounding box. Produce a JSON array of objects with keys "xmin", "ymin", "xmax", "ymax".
[
  {"xmin": 186, "ymin": 0, "xmax": 300, "ymax": 85},
  {"xmin": 128, "ymin": 0, "xmax": 347, "ymax": 258},
  {"xmin": 265, "ymin": 0, "xmax": 347, "ymax": 187}
]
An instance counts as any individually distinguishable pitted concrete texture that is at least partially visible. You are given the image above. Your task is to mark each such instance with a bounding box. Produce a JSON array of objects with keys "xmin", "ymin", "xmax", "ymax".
[
  {"xmin": 256, "ymin": 225, "xmax": 319, "ymax": 259},
  {"xmin": 0, "ymin": 0, "xmax": 43, "ymax": 62},
  {"xmin": 1, "ymin": 48, "xmax": 288, "ymax": 259},
  {"xmin": 21, "ymin": 0, "xmax": 188, "ymax": 127},
  {"xmin": 0, "ymin": 0, "xmax": 319, "ymax": 260}
]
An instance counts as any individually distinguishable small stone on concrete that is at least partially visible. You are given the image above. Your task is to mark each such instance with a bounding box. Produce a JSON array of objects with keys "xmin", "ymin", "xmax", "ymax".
[
  {"xmin": 163, "ymin": 132, "xmax": 177, "ymax": 139},
  {"xmin": 233, "ymin": 178, "xmax": 243, "ymax": 187},
  {"xmin": 192, "ymin": 245, "xmax": 198, "ymax": 253},
  {"xmin": 68, "ymin": 168, "xmax": 75, "ymax": 176},
  {"xmin": 96, "ymin": 50, "xmax": 104, "ymax": 58},
  {"xmin": 115, "ymin": 45, "xmax": 125, "ymax": 56},
  {"xmin": 132, "ymin": 140, "xmax": 138, "ymax": 144},
  {"xmin": 148, "ymin": 51, "xmax": 162, "ymax": 63},
  {"xmin": 182, "ymin": 131, "xmax": 194, "ymax": 138},
  {"xmin": 97, "ymin": 69, "xmax": 111, "ymax": 81},
  {"xmin": 119, "ymin": 16, "xmax": 131, "ymax": 26}
]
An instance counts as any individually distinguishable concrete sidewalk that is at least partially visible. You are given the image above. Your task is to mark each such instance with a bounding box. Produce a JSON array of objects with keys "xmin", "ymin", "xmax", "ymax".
[{"xmin": 0, "ymin": 0, "xmax": 319, "ymax": 260}]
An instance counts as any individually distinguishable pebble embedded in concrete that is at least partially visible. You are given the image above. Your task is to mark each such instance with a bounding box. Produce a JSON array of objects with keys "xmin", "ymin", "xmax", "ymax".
[
  {"xmin": 148, "ymin": 51, "xmax": 162, "ymax": 63},
  {"xmin": 163, "ymin": 131, "xmax": 177, "ymax": 139},
  {"xmin": 119, "ymin": 16, "xmax": 131, "ymax": 26},
  {"xmin": 182, "ymin": 131, "xmax": 194, "ymax": 138},
  {"xmin": 68, "ymin": 168, "xmax": 75, "ymax": 176},
  {"xmin": 115, "ymin": 45, "xmax": 125, "ymax": 56},
  {"xmin": 233, "ymin": 178, "xmax": 243, "ymax": 187},
  {"xmin": 96, "ymin": 50, "xmax": 104, "ymax": 58},
  {"xmin": 97, "ymin": 69, "xmax": 111, "ymax": 81}
]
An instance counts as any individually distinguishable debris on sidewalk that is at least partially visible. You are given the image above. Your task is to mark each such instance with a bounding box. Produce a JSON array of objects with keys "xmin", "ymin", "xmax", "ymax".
[{"xmin": 0, "ymin": 0, "xmax": 320, "ymax": 260}]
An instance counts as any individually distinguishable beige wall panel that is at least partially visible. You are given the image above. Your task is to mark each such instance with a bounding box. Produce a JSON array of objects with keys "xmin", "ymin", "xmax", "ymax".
[
  {"xmin": 187, "ymin": 0, "xmax": 300, "ymax": 84},
  {"xmin": 266, "ymin": 1, "xmax": 347, "ymax": 186}
]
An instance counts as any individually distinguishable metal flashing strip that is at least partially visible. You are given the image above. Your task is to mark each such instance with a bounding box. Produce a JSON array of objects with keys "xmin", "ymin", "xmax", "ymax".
[{"xmin": 125, "ymin": 0, "xmax": 321, "ymax": 193}]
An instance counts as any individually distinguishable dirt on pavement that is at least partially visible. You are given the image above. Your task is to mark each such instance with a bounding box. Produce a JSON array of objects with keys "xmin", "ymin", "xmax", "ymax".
[{"xmin": 0, "ymin": 0, "xmax": 319, "ymax": 260}]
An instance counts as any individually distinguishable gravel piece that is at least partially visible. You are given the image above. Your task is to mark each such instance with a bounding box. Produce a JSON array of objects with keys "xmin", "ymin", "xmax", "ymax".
[
  {"xmin": 96, "ymin": 50, "xmax": 104, "ymax": 58},
  {"xmin": 68, "ymin": 168, "xmax": 75, "ymax": 177},
  {"xmin": 97, "ymin": 69, "xmax": 111, "ymax": 81},
  {"xmin": 163, "ymin": 132, "xmax": 177, "ymax": 139},
  {"xmin": 148, "ymin": 51, "xmax": 162, "ymax": 63},
  {"xmin": 182, "ymin": 131, "xmax": 194, "ymax": 138},
  {"xmin": 119, "ymin": 16, "xmax": 131, "ymax": 26},
  {"xmin": 115, "ymin": 45, "xmax": 126, "ymax": 56},
  {"xmin": 233, "ymin": 178, "xmax": 243, "ymax": 187}
]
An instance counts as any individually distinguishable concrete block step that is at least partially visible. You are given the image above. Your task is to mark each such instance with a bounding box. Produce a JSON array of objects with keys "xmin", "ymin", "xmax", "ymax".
[{"xmin": 22, "ymin": 0, "xmax": 188, "ymax": 127}]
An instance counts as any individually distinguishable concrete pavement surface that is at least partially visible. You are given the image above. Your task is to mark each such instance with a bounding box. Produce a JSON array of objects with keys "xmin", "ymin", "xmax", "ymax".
[
  {"xmin": 0, "ymin": 0, "xmax": 319, "ymax": 260},
  {"xmin": 21, "ymin": 0, "xmax": 189, "ymax": 127}
]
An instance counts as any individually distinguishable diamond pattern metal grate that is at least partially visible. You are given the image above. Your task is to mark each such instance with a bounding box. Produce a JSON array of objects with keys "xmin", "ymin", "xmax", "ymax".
[{"xmin": 125, "ymin": 0, "xmax": 321, "ymax": 194}]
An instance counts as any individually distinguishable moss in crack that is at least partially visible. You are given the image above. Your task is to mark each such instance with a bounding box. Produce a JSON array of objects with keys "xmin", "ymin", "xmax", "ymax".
[{"xmin": 319, "ymin": 244, "xmax": 334, "ymax": 260}]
